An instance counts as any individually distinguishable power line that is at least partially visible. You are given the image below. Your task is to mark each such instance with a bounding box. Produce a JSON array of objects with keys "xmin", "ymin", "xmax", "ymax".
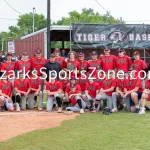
[
  {"xmin": 0, "ymin": 17, "xmax": 18, "ymax": 20},
  {"xmin": 94, "ymin": 0, "xmax": 108, "ymax": 13},
  {"xmin": 4, "ymin": 0, "xmax": 22, "ymax": 15}
]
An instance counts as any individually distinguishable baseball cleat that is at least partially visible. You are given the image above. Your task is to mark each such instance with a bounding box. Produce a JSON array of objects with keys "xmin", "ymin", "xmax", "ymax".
[
  {"xmin": 92, "ymin": 108, "xmax": 98, "ymax": 113},
  {"xmin": 16, "ymin": 103, "xmax": 20, "ymax": 112},
  {"xmin": 112, "ymin": 108, "xmax": 118, "ymax": 113},
  {"xmin": 64, "ymin": 111, "xmax": 74, "ymax": 115},
  {"xmin": 80, "ymin": 109, "xmax": 84, "ymax": 114},
  {"xmin": 58, "ymin": 108, "xmax": 62, "ymax": 113},
  {"xmin": 138, "ymin": 109, "xmax": 146, "ymax": 115},
  {"xmin": 38, "ymin": 107, "xmax": 43, "ymax": 111}
]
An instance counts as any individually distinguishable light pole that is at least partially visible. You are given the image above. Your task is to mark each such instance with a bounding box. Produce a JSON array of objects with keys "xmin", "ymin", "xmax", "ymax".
[
  {"xmin": 47, "ymin": 0, "xmax": 51, "ymax": 58},
  {"xmin": 33, "ymin": 7, "xmax": 35, "ymax": 33}
]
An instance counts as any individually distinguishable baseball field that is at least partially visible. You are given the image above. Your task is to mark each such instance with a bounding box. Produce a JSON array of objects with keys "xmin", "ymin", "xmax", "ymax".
[{"xmin": 0, "ymin": 111, "xmax": 150, "ymax": 150}]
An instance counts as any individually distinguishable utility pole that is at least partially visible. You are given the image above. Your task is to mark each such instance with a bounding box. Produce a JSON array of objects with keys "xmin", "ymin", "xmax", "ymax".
[
  {"xmin": 2, "ymin": 39, "xmax": 4, "ymax": 51},
  {"xmin": 47, "ymin": 0, "xmax": 51, "ymax": 59},
  {"xmin": 33, "ymin": 7, "xmax": 35, "ymax": 33}
]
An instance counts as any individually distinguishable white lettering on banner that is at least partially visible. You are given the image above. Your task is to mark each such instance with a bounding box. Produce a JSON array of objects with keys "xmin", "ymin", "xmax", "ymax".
[
  {"xmin": 148, "ymin": 34, "xmax": 150, "ymax": 41},
  {"xmin": 100, "ymin": 34, "xmax": 106, "ymax": 41},
  {"xmin": 83, "ymin": 33, "xmax": 87, "ymax": 41},
  {"xmin": 142, "ymin": 34, "xmax": 147, "ymax": 41},
  {"xmin": 129, "ymin": 34, "xmax": 134, "ymax": 41},
  {"xmin": 94, "ymin": 34, "xmax": 99, "ymax": 41},
  {"xmin": 136, "ymin": 34, "xmax": 141, "ymax": 41},
  {"xmin": 76, "ymin": 34, "xmax": 82, "ymax": 42},
  {"xmin": 88, "ymin": 34, "xmax": 93, "ymax": 42}
]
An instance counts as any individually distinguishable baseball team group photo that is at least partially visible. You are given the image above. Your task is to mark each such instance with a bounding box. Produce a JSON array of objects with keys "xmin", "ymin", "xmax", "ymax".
[{"xmin": 1, "ymin": 0, "xmax": 150, "ymax": 150}]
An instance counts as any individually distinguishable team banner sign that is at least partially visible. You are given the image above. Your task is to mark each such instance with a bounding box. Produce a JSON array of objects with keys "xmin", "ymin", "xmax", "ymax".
[{"xmin": 72, "ymin": 24, "xmax": 150, "ymax": 49}]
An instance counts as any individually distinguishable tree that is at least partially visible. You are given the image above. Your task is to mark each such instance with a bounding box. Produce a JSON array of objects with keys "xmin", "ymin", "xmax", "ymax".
[{"xmin": 53, "ymin": 8, "xmax": 123, "ymax": 25}]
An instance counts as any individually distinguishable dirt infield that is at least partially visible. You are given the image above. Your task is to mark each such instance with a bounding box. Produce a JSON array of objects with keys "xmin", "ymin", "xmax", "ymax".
[{"xmin": 0, "ymin": 111, "xmax": 79, "ymax": 142}]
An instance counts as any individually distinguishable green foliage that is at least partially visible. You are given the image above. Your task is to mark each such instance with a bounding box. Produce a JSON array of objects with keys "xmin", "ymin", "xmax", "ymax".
[{"xmin": 53, "ymin": 8, "xmax": 123, "ymax": 25}]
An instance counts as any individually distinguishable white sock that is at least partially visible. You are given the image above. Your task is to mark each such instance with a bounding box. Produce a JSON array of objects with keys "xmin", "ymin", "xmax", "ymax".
[{"xmin": 136, "ymin": 105, "xmax": 139, "ymax": 109}]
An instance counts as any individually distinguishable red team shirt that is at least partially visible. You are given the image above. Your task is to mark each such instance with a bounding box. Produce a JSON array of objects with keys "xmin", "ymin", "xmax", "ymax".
[
  {"xmin": 60, "ymin": 80, "xmax": 69, "ymax": 92},
  {"xmin": 30, "ymin": 57, "xmax": 48, "ymax": 76},
  {"xmin": 132, "ymin": 59, "xmax": 147, "ymax": 77},
  {"xmin": 78, "ymin": 60, "xmax": 89, "ymax": 71},
  {"xmin": 124, "ymin": 78, "xmax": 143, "ymax": 92},
  {"xmin": 30, "ymin": 77, "xmax": 42, "ymax": 94},
  {"xmin": 145, "ymin": 80, "xmax": 150, "ymax": 101},
  {"xmin": 85, "ymin": 82, "xmax": 99, "ymax": 98},
  {"xmin": 0, "ymin": 81, "xmax": 12, "ymax": 97},
  {"xmin": 88, "ymin": 60, "xmax": 101, "ymax": 76},
  {"xmin": 116, "ymin": 79, "xmax": 125, "ymax": 92},
  {"xmin": 15, "ymin": 60, "xmax": 31, "ymax": 73},
  {"xmin": 68, "ymin": 89, "xmax": 81, "ymax": 106},
  {"xmin": 46, "ymin": 80, "xmax": 62, "ymax": 93},
  {"xmin": 116, "ymin": 56, "xmax": 132, "ymax": 72},
  {"xmin": 100, "ymin": 55, "xmax": 116, "ymax": 72},
  {"xmin": 65, "ymin": 83, "xmax": 81, "ymax": 93},
  {"xmin": 77, "ymin": 76, "xmax": 88, "ymax": 92},
  {"xmin": 14, "ymin": 79, "xmax": 31, "ymax": 96},
  {"xmin": 102, "ymin": 78, "xmax": 116, "ymax": 96},
  {"xmin": 1, "ymin": 62, "xmax": 15, "ymax": 77},
  {"xmin": 55, "ymin": 57, "xmax": 66, "ymax": 69}
]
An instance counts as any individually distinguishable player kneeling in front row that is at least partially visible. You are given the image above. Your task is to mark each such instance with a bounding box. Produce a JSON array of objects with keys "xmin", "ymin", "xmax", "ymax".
[
  {"xmin": 46, "ymin": 73, "xmax": 63, "ymax": 113},
  {"xmin": 0, "ymin": 72, "xmax": 14, "ymax": 112},
  {"xmin": 14, "ymin": 71, "xmax": 31, "ymax": 111},
  {"xmin": 139, "ymin": 75, "xmax": 150, "ymax": 114},
  {"xmin": 92, "ymin": 71, "xmax": 116, "ymax": 113},
  {"xmin": 28, "ymin": 69, "xmax": 43, "ymax": 111},
  {"xmin": 66, "ymin": 83, "xmax": 87, "ymax": 114}
]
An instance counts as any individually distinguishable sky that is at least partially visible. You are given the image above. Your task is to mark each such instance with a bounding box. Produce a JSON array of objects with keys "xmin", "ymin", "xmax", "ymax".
[{"xmin": 0, "ymin": 0, "xmax": 150, "ymax": 32}]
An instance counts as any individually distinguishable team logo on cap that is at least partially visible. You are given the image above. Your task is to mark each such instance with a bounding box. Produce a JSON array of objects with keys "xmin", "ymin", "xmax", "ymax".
[{"xmin": 108, "ymin": 31, "xmax": 128, "ymax": 44}]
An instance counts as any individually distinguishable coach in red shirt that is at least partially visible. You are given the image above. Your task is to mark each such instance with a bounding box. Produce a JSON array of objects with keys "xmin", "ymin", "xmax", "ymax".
[
  {"xmin": 100, "ymin": 47, "xmax": 116, "ymax": 72},
  {"xmin": 30, "ymin": 49, "xmax": 47, "ymax": 76},
  {"xmin": 14, "ymin": 71, "xmax": 31, "ymax": 111},
  {"xmin": 116, "ymin": 48, "xmax": 132, "ymax": 73},
  {"xmin": 15, "ymin": 52, "xmax": 31, "ymax": 74},
  {"xmin": 92, "ymin": 71, "xmax": 116, "ymax": 113},
  {"xmin": 124, "ymin": 70, "xmax": 143, "ymax": 113}
]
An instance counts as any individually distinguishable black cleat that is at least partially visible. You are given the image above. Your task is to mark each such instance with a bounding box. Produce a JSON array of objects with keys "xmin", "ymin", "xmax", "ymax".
[
  {"xmin": 1, "ymin": 106, "xmax": 5, "ymax": 112},
  {"xmin": 134, "ymin": 108, "xmax": 140, "ymax": 113}
]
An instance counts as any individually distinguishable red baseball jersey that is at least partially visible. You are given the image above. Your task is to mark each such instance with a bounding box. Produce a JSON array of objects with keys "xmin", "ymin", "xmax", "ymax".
[
  {"xmin": 14, "ymin": 79, "xmax": 31, "ymax": 96},
  {"xmin": 132, "ymin": 59, "xmax": 147, "ymax": 77},
  {"xmin": 55, "ymin": 57, "xmax": 66, "ymax": 69},
  {"xmin": 0, "ymin": 81, "xmax": 12, "ymax": 97},
  {"xmin": 60, "ymin": 80, "xmax": 69, "ymax": 92},
  {"xmin": 1, "ymin": 61, "xmax": 15, "ymax": 77},
  {"xmin": 124, "ymin": 78, "xmax": 143, "ymax": 92},
  {"xmin": 65, "ymin": 84, "xmax": 81, "ymax": 93},
  {"xmin": 100, "ymin": 55, "xmax": 116, "ymax": 72},
  {"xmin": 102, "ymin": 78, "xmax": 116, "ymax": 96},
  {"xmin": 116, "ymin": 55, "xmax": 132, "ymax": 72},
  {"xmin": 15, "ymin": 60, "xmax": 31, "ymax": 73},
  {"xmin": 68, "ymin": 89, "xmax": 81, "ymax": 106},
  {"xmin": 88, "ymin": 59, "xmax": 101, "ymax": 76},
  {"xmin": 65, "ymin": 60, "xmax": 80, "ymax": 70},
  {"xmin": 116, "ymin": 79, "xmax": 125, "ymax": 92},
  {"xmin": 30, "ymin": 77, "xmax": 42, "ymax": 94},
  {"xmin": 46, "ymin": 80, "xmax": 62, "ymax": 93},
  {"xmin": 85, "ymin": 82, "xmax": 99, "ymax": 98},
  {"xmin": 30, "ymin": 57, "xmax": 48, "ymax": 76},
  {"xmin": 78, "ymin": 60, "xmax": 89, "ymax": 71},
  {"xmin": 93, "ymin": 74, "xmax": 105, "ymax": 89},
  {"xmin": 76, "ymin": 76, "xmax": 88, "ymax": 91},
  {"xmin": 145, "ymin": 80, "xmax": 150, "ymax": 89}
]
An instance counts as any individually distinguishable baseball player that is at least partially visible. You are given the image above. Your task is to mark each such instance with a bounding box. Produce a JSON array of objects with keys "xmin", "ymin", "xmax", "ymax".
[
  {"xmin": 123, "ymin": 70, "xmax": 143, "ymax": 113},
  {"xmin": 88, "ymin": 51, "xmax": 101, "ymax": 76},
  {"xmin": 116, "ymin": 48, "xmax": 132, "ymax": 73},
  {"xmin": 15, "ymin": 51, "xmax": 31, "ymax": 74},
  {"xmin": 0, "ymin": 72, "xmax": 14, "ymax": 111},
  {"xmin": 66, "ymin": 83, "xmax": 86, "ymax": 114},
  {"xmin": 92, "ymin": 71, "xmax": 116, "ymax": 113},
  {"xmin": 28, "ymin": 69, "xmax": 43, "ymax": 110},
  {"xmin": 54, "ymin": 48, "xmax": 66, "ymax": 69},
  {"xmin": 14, "ymin": 71, "xmax": 31, "ymax": 111},
  {"xmin": 139, "ymin": 75, "xmax": 150, "ymax": 114},
  {"xmin": 100, "ymin": 47, "xmax": 116, "ymax": 72},
  {"xmin": 46, "ymin": 73, "xmax": 63, "ymax": 113}
]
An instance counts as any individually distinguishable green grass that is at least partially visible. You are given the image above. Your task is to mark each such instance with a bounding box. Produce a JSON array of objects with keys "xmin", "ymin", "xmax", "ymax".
[{"xmin": 1, "ymin": 112, "xmax": 150, "ymax": 150}]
